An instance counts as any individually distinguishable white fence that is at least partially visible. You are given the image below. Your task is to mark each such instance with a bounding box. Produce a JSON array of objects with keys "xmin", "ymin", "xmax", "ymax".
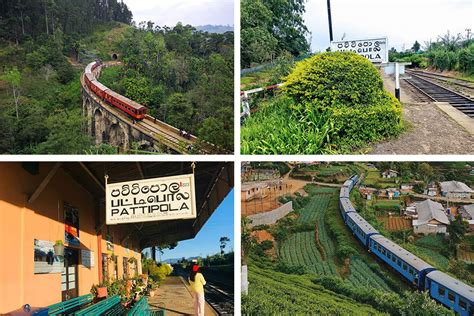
[{"xmin": 247, "ymin": 201, "xmax": 293, "ymax": 227}]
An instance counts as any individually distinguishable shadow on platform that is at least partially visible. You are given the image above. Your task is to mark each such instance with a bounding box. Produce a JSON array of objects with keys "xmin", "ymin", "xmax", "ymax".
[{"xmin": 148, "ymin": 276, "xmax": 216, "ymax": 316}]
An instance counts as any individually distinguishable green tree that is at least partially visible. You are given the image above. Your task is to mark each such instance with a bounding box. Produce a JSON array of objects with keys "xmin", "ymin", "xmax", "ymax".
[
  {"xmin": 400, "ymin": 291, "xmax": 454, "ymax": 315},
  {"xmin": 411, "ymin": 40, "xmax": 421, "ymax": 53},
  {"xmin": 1, "ymin": 67, "xmax": 22, "ymax": 119},
  {"xmin": 447, "ymin": 215, "xmax": 469, "ymax": 258},
  {"xmin": 165, "ymin": 93, "xmax": 193, "ymax": 129},
  {"xmin": 417, "ymin": 162, "xmax": 434, "ymax": 184},
  {"xmin": 219, "ymin": 236, "xmax": 230, "ymax": 256}
]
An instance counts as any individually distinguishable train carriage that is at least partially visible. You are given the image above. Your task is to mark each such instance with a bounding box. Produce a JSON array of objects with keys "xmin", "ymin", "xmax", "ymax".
[
  {"xmin": 103, "ymin": 89, "xmax": 147, "ymax": 120},
  {"xmin": 345, "ymin": 212, "xmax": 379, "ymax": 247},
  {"xmin": 339, "ymin": 186, "xmax": 350, "ymax": 199},
  {"xmin": 425, "ymin": 271, "xmax": 474, "ymax": 316},
  {"xmin": 85, "ymin": 61, "xmax": 95, "ymax": 75},
  {"xmin": 89, "ymin": 79, "xmax": 108, "ymax": 99},
  {"xmin": 369, "ymin": 235, "xmax": 435, "ymax": 289},
  {"xmin": 339, "ymin": 197, "xmax": 356, "ymax": 221}
]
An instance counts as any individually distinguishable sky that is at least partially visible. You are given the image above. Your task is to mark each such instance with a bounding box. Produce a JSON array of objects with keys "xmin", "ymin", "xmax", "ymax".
[
  {"xmin": 305, "ymin": 0, "xmax": 473, "ymax": 52},
  {"xmin": 122, "ymin": 0, "xmax": 234, "ymax": 27},
  {"xmin": 148, "ymin": 189, "xmax": 234, "ymax": 261}
]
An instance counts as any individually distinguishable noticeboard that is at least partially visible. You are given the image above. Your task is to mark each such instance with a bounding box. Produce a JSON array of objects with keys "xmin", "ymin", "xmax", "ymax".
[
  {"xmin": 105, "ymin": 173, "xmax": 196, "ymax": 225},
  {"xmin": 81, "ymin": 249, "xmax": 94, "ymax": 268},
  {"xmin": 331, "ymin": 37, "xmax": 388, "ymax": 63}
]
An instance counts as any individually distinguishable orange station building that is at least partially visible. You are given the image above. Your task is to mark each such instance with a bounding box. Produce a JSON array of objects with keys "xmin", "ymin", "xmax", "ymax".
[{"xmin": 0, "ymin": 162, "xmax": 233, "ymax": 314}]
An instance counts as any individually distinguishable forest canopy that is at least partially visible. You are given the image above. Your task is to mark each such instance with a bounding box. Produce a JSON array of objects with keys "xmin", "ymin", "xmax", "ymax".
[
  {"xmin": 0, "ymin": 0, "xmax": 233, "ymax": 153},
  {"xmin": 0, "ymin": 0, "xmax": 132, "ymax": 43},
  {"xmin": 100, "ymin": 23, "xmax": 234, "ymax": 151},
  {"xmin": 241, "ymin": 0, "xmax": 310, "ymax": 68}
]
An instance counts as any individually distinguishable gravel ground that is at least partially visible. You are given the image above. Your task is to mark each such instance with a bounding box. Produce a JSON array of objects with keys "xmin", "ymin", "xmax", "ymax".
[{"xmin": 369, "ymin": 74, "xmax": 474, "ymax": 155}]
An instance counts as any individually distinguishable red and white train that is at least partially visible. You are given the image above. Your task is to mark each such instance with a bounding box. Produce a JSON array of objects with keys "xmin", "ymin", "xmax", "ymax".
[{"xmin": 84, "ymin": 61, "xmax": 147, "ymax": 120}]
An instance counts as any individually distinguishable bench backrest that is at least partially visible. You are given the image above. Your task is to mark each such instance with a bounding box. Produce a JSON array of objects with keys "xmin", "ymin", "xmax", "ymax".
[
  {"xmin": 127, "ymin": 297, "xmax": 148, "ymax": 316},
  {"xmin": 74, "ymin": 295, "xmax": 121, "ymax": 316},
  {"xmin": 48, "ymin": 294, "xmax": 93, "ymax": 315},
  {"xmin": 128, "ymin": 298, "xmax": 165, "ymax": 316}
]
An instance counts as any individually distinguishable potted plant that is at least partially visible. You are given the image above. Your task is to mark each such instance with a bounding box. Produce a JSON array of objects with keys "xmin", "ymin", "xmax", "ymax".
[
  {"xmin": 53, "ymin": 240, "xmax": 64, "ymax": 256},
  {"xmin": 147, "ymin": 280, "xmax": 158, "ymax": 297},
  {"xmin": 91, "ymin": 283, "xmax": 108, "ymax": 299}
]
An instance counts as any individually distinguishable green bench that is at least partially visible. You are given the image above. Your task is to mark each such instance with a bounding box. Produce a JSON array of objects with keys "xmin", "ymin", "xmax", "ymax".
[
  {"xmin": 128, "ymin": 297, "xmax": 165, "ymax": 316},
  {"xmin": 74, "ymin": 295, "xmax": 122, "ymax": 316},
  {"xmin": 48, "ymin": 294, "xmax": 93, "ymax": 315}
]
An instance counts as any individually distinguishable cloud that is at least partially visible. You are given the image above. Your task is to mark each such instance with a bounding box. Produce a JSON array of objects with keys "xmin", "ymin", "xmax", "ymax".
[
  {"xmin": 122, "ymin": 0, "xmax": 234, "ymax": 27},
  {"xmin": 305, "ymin": 0, "xmax": 473, "ymax": 51}
]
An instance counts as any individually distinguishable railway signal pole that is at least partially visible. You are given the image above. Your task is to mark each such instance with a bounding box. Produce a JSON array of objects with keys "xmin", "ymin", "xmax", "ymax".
[{"xmin": 327, "ymin": 0, "xmax": 333, "ymax": 42}]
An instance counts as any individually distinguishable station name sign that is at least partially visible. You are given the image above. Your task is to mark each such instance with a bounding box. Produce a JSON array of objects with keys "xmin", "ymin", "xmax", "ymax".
[
  {"xmin": 106, "ymin": 174, "xmax": 196, "ymax": 225},
  {"xmin": 330, "ymin": 37, "xmax": 388, "ymax": 63}
]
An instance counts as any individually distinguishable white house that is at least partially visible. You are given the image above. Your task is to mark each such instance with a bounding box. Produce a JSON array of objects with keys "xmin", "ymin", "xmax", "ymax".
[
  {"xmin": 439, "ymin": 181, "xmax": 473, "ymax": 199},
  {"xmin": 241, "ymin": 183, "xmax": 267, "ymax": 202},
  {"xmin": 412, "ymin": 200, "xmax": 449, "ymax": 235},
  {"xmin": 381, "ymin": 169, "xmax": 399, "ymax": 178},
  {"xmin": 458, "ymin": 204, "xmax": 474, "ymax": 231}
]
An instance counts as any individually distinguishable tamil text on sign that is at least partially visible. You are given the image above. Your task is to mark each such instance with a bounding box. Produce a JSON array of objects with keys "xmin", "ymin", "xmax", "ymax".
[
  {"xmin": 106, "ymin": 173, "xmax": 196, "ymax": 225},
  {"xmin": 331, "ymin": 38, "xmax": 388, "ymax": 63}
]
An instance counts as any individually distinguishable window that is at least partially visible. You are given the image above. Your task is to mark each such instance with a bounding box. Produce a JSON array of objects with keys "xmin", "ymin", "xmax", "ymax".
[
  {"xmin": 381, "ymin": 248, "xmax": 386, "ymax": 255},
  {"xmin": 402, "ymin": 263, "xmax": 407, "ymax": 271},
  {"xmin": 123, "ymin": 257, "xmax": 129, "ymax": 280},
  {"xmin": 397, "ymin": 259, "xmax": 402, "ymax": 267},
  {"xmin": 64, "ymin": 203, "xmax": 80, "ymax": 246},
  {"xmin": 448, "ymin": 291, "xmax": 455, "ymax": 303},
  {"xmin": 387, "ymin": 252, "xmax": 391, "ymax": 259},
  {"xmin": 409, "ymin": 268, "xmax": 414, "ymax": 276},
  {"xmin": 391, "ymin": 255, "xmax": 396, "ymax": 263},
  {"xmin": 102, "ymin": 253, "xmax": 109, "ymax": 282},
  {"xmin": 438, "ymin": 286, "xmax": 445, "ymax": 296},
  {"xmin": 459, "ymin": 298, "xmax": 467, "ymax": 310}
]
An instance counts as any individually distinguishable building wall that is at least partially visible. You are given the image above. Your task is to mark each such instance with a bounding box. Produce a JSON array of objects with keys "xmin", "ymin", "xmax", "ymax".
[
  {"xmin": 414, "ymin": 223, "xmax": 447, "ymax": 235},
  {"xmin": 0, "ymin": 163, "xmax": 142, "ymax": 313},
  {"xmin": 248, "ymin": 201, "xmax": 293, "ymax": 227}
]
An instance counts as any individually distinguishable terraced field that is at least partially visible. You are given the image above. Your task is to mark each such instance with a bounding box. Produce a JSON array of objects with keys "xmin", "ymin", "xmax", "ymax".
[
  {"xmin": 279, "ymin": 231, "xmax": 337, "ymax": 275},
  {"xmin": 278, "ymin": 190, "xmax": 395, "ymax": 291},
  {"xmin": 347, "ymin": 257, "xmax": 392, "ymax": 291},
  {"xmin": 377, "ymin": 216, "xmax": 411, "ymax": 231},
  {"xmin": 242, "ymin": 264, "xmax": 385, "ymax": 315}
]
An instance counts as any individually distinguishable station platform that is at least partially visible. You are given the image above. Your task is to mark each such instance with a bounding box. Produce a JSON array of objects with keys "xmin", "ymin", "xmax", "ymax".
[{"xmin": 148, "ymin": 276, "xmax": 217, "ymax": 316}]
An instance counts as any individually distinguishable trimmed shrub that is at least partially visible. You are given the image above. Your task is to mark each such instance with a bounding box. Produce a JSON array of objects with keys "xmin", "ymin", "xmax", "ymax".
[
  {"xmin": 242, "ymin": 51, "xmax": 403, "ymax": 154},
  {"xmin": 283, "ymin": 52, "xmax": 385, "ymax": 108}
]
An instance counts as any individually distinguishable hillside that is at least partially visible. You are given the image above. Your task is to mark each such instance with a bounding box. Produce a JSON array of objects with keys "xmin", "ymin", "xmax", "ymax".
[{"xmin": 244, "ymin": 260, "xmax": 386, "ymax": 315}]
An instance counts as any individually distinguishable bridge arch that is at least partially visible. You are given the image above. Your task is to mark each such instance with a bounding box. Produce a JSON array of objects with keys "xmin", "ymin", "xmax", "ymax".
[
  {"xmin": 108, "ymin": 122, "xmax": 129, "ymax": 151},
  {"xmin": 92, "ymin": 108, "xmax": 106, "ymax": 145}
]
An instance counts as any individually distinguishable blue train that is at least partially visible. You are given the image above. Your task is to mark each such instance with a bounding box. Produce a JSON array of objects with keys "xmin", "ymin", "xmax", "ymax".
[{"xmin": 339, "ymin": 175, "xmax": 474, "ymax": 316}]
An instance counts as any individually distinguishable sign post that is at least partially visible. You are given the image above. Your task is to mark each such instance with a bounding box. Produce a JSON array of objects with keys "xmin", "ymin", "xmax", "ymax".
[
  {"xmin": 330, "ymin": 37, "xmax": 388, "ymax": 63},
  {"xmin": 105, "ymin": 173, "xmax": 197, "ymax": 225}
]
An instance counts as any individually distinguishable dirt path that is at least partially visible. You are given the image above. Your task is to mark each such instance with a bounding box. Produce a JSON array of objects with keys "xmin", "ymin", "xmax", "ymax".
[{"xmin": 370, "ymin": 74, "xmax": 474, "ymax": 154}]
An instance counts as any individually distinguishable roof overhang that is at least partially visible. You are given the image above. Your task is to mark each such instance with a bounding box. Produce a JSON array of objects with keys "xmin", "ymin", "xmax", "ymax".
[{"xmin": 56, "ymin": 162, "xmax": 234, "ymax": 250}]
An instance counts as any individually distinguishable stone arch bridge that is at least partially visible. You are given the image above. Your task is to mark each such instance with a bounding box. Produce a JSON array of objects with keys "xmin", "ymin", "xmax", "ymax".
[{"xmin": 80, "ymin": 62, "xmax": 222, "ymax": 154}]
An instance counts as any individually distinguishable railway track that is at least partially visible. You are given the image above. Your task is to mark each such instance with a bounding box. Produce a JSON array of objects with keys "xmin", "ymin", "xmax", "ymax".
[
  {"xmin": 406, "ymin": 70, "xmax": 474, "ymax": 91},
  {"xmin": 404, "ymin": 73, "xmax": 474, "ymax": 118},
  {"xmin": 173, "ymin": 269, "xmax": 234, "ymax": 315},
  {"xmin": 82, "ymin": 62, "xmax": 227, "ymax": 154},
  {"xmin": 204, "ymin": 281, "xmax": 234, "ymax": 316}
]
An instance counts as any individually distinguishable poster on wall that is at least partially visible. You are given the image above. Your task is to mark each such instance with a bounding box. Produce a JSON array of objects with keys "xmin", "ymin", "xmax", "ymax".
[
  {"xmin": 81, "ymin": 249, "xmax": 94, "ymax": 268},
  {"xmin": 330, "ymin": 37, "xmax": 388, "ymax": 63},
  {"xmin": 64, "ymin": 203, "xmax": 80, "ymax": 246},
  {"xmin": 34, "ymin": 239, "xmax": 64, "ymax": 274},
  {"xmin": 105, "ymin": 173, "xmax": 197, "ymax": 225}
]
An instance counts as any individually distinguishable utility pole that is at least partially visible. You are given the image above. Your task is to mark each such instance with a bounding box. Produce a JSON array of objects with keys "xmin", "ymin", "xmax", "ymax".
[{"xmin": 327, "ymin": 0, "xmax": 334, "ymax": 42}]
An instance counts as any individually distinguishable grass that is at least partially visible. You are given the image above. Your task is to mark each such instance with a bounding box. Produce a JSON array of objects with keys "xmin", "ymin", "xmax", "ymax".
[
  {"xmin": 241, "ymin": 96, "xmax": 340, "ymax": 154},
  {"xmin": 364, "ymin": 170, "xmax": 380, "ymax": 186}
]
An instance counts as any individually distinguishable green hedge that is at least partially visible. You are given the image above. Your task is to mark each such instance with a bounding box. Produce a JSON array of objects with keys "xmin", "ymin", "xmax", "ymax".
[
  {"xmin": 283, "ymin": 52, "xmax": 384, "ymax": 108},
  {"xmin": 241, "ymin": 51, "xmax": 403, "ymax": 154}
]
